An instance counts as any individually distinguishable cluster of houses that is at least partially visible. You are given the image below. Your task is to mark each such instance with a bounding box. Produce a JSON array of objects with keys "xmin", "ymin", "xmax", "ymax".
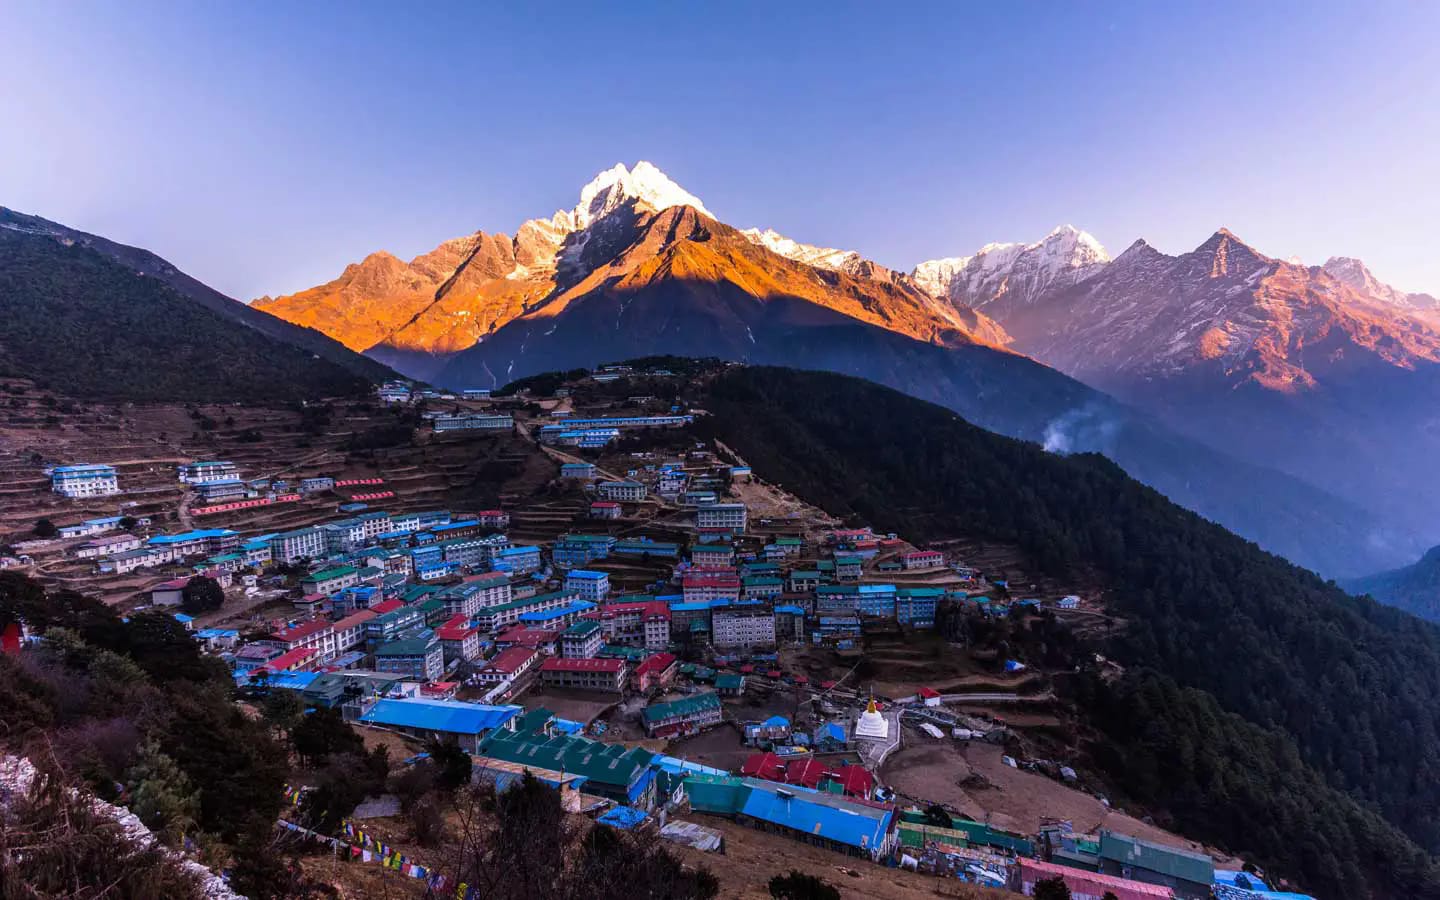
[{"xmin": 34, "ymin": 377, "xmax": 1308, "ymax": 900}]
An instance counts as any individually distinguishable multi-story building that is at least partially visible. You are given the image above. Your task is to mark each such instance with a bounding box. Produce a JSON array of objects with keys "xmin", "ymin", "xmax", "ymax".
[
  {"xmin": 476, "ymin": 646, "xmax": 541, "ymax": 684},
  {"xmin": 633, "ymin": 652, "xmax": 678, "ymax": 692},
  {"xmin": 642, "ymin": 691, "xmax": 723, "ymax": 738},
  {"xmin": 596, "ymin": 600, "xmax": 669, "ymax": 647},
  {"xmin": 696, "ymin": 503, "xmax": 747, "ymax": 533},
  {"xmin": 472, "ymin": 590, "xmax": 583, "ymax": 632},
  {"xmin": 51, "ymin": 464, "xmax": 120, "ymax": 498},
  {"xmin": 268, "ymin": 526, "xmax": 327, "ymax": 564},
  {"xmin": 147, "ymin": 528, "xmax": 239, "ymax": 559},
  {"xmin": 564, "ymin": 570, "xmax": 610, "ymax": 604},
  {"xmin": 539, "ymin": 657, "xmax": 626, "ymax": 692},
  {"xmin": 433, "ymin": 413, "xmax": 514, "ymax": 432},
  {"xmin": 895, "ymin": 587, "xmax": 942, "ymax": 627},
  {"xmin": 597, "ymin": 480, "xmax": 646, "ymax": 502},
  {"xmin": 271, "ymin": 619, "xmax": 338, "ymax": 662},
  {"xmin": 560, "ymin": 462, "xmax": 596, "ymax": 479},
  {"xmin": 374, "ymin": 636, "xmax": 444, "ymax": 682},
  {"xmin": 683, "ymin": 570, "xmax": 741, "ymax": 604},
  {"xmin": 788, "ymin": 570, "xmax": 822, "ymax": 593},
  {"xmin": 712, "ymin": 602, "xmax": 776, "ymax": 649},
  {"xmin": 552, "ymin": 533, "xmax": 616, "ymax": 567},
  {"xmin": 363, "ymin": 605, "xmax": 427, "ymax": 645},
  {"xmin": 72, "ymin": 533, "xmax": 142, "ymax": 559},
  {"xmin": 331, "ymin": 609, "xmax": 377, "ymax": 655},
  {"xmin": 774, "ymin": 604, "xmax": 807, "ymax": 641},
  {"xmin": 98, "ymin": 545, "xmax": 174, "ymax": 574},
  {"xmin": 816, "ymin": 584, "xmax": 897, "ymax": 618},
  {"xmin": 440, "ymin": 572, "xmax": 511, "ymax": 619},
  {"xmin": 301, "ymin": 565, "xmax": 359, "ymax": 596},
  {"xmin": 691, "ymin": 544, "xmax": 735, "ymax": 568},
  {"xmin": 178, "ymin": 461, "xmax": 241, "ymax": 484},
  {"xmin": 193, "ymin": 479, "xmax": 248, "ymax": 503},
  {"xmin": 590, "ymin": 501, "xmax": 622, "ymax": 520},
  {"xmin": 560, "ymin": 619, "xmax": 604, "ymax": 659},
  {"xmin": 901, "ymin": 550, "xmax": 945, "ymax": 570},
  {"xmin": 436, "ymin": 615, "xmax": 483, "ymax": 663},
  {"xmin": 299, "ymin": 476, "xmax": 335, "ymax": 493},
  {"xmin": 742, "ymin": 576, "xmax": 784, "ymax": 601},
  {"xmin": 492, "ymin": 545, "xmax": 542, "ymax": 574}
]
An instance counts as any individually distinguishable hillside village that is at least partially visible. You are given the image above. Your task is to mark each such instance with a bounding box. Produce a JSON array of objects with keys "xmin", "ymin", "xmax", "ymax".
[{"xmin": 0, "ymin": 364, "xmax": 1312, "ymax": 900}]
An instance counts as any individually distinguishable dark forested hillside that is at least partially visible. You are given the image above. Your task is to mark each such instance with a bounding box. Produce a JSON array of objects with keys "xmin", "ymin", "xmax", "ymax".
[
  {"xmin": 694, "ymin": 364, "xmax": 1440, "ymax": 900},
  {"xmin": 0, "ymin": 228, "xmax": 375, "ymax": 402},
  {"xmin": 0, "ymin": 206, "xmax": 394, "ymax": 383}
]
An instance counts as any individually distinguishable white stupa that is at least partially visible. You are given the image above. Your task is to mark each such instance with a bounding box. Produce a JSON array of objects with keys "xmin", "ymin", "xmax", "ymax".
[{"xmin": 854, "ymin": 696, "xmax": 889, "ymax": 741}]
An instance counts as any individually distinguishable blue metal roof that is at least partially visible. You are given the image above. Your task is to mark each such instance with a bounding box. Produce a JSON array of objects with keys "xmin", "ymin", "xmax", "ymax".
[
  {"xmin": 358, "ymin": 699, "xmax": 522, "ymax": 734},
  {"xmin": 148, "ymin": 528, "xmax": 235, "ymax": 545},
  {"xmin": 262, "ymin": 671, "xmax": 320, "ymax": 691},
  {"xmin": 566, "ymin": 569, "xmax": 608, "ymax": 580},
  {"xmin": 737, "ymin": 780, "xmax": 891, "ymax": 850}
]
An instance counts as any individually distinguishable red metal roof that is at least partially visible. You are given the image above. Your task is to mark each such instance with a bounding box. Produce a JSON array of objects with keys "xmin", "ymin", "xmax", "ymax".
[
  {"xmin": 540, "ymin": 657, "xmax": 625, "ymax": 673},
  {"xmin": 917, "ymin": 686, "xmax": 941, "ymax": 699},
  {"xmin": 370, "ymin": 599, "xmax": 405, "ymax": 614},
  {"xmin": 740, "ymin": 752, "xmax": 786, "ymax": 781},
  {"xmin": 436, "ymin": 613, "xmax": 478, "ymax": 641},
  {"xmin": 331, "ymin": 609, "xmax": 378, "ymax": 630},
  {"xmin": 272, "ymin": 619, "xmax": 332, "ymax": 642},
  {"xmin": 634, "ymin": 652, "xmax": 677, "ymax": 676},
  {"xmin": 783, "ymin": 757, "xmax": 829, "ymax": 789},
  {"xmin": 257, "ymin": 646, "xmax": 319, "ymax": 672},
  {"xmin": 483, "ymin": 646, "xmax": 539, "ymax": 674}
]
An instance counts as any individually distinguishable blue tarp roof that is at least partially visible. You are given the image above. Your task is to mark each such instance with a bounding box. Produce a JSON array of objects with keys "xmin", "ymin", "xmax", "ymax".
[
  {"xmin": 358, "ymin": 699, "xmax": 522, "ymax": 734},
  {"xmin": 195, "ymin": 628, "xmax": 239, "ymax": 639},
  {"xmin": 596, "ymin": 806, "xmax": 649, "ymax": 830},
  {"xmin": 815, "ymin": 722, "xmax": 846, "ymax": 742},
  {"xmin": 762, "ymin": 715, "xmax": 790, "ymax": 728}
]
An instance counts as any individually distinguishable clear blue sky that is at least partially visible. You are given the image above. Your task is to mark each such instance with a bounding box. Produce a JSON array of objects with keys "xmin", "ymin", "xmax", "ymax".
[{"xmin": 4, "ymin": 1, "xmax": 1437, "ymax": 300}]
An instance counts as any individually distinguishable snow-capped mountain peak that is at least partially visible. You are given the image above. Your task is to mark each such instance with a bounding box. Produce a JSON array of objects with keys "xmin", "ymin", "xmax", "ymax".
[
  {"xmin": 739, "ymin": 227, "xmax": 864, "ymax": 274},
  {"xmin": 570, "ymin": 161, "xmax": 711, "ymax": 230},
  {"xmin": 912, "ymin": 225, "xmax": 1110, "ymax": 314},
  {"xmin": 1322, "ymin": 256, "xmax": 1439, "ymax": 310}
]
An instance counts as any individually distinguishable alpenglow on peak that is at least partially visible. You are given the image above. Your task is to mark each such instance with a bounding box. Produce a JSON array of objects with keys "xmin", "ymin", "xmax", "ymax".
[{"xmin": 569, "ymin": 161, "xmax": 712, "ymax": 229}]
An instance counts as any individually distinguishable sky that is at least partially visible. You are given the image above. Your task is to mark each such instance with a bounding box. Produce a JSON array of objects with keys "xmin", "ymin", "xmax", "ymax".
[{"xmin": 3, "ymin": 1, "xmax": 1438, "ymax": 300}]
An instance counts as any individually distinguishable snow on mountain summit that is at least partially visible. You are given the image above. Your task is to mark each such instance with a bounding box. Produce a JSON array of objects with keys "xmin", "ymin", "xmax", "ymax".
[
  {"xmin": 912, "ymin": 225, "xmax": 1111, "ymax": 315},
  {"xmin": 739, "ymin": 227, "xmax": 863, "ymax": 274},
  {"xmin": 569, "ymin": 161, "xmax": 711, "ymax": 229}
]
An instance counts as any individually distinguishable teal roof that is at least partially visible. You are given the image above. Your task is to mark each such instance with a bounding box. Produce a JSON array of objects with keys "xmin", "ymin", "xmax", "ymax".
[{"xmin": 643, "ymin": 692, "xmax": 721, "ymax": 724}]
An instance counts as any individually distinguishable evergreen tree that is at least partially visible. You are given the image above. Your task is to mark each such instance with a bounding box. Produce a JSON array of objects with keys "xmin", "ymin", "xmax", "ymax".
[{"xmin": 124, "ymin": 740, "xmax": 201, "ymax": 844}]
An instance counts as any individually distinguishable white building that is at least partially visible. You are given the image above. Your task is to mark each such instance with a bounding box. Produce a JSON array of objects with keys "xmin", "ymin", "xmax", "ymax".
[
  {"xmin": 271, "ymin": 620, "xmax": 338, "ymax": 662},
  {"xmin": 697, "ymin": 503, "xmax": 747, "ymax": 533},
  {"xmin": 268, "ymin": 526, "xmax": 327, "ymax": 564},
  {"xmin": 597, "ymin": 480, "xmax": 646, "ymax": 502},
  {"xmin": 712, "ymin": 604, "xmax": 776, "ymax": 649},
  {"xmin": 565, "ymin": 570, "xmax": 611, "ymax": 604},
  {"xmin": 51, "ymin": 465, "xmax": 119, "ymax": 498},
  {"xmin": 177, "ymin": 461, "xmax": 240, "ymax": 484},
  {"xmin": 433, "ymin": 414, "xmax": 513, "ymax": 432}
]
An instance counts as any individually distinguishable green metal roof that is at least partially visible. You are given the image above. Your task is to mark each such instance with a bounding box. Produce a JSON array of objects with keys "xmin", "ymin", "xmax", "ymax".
[
  {"xmin": 304, "ymin": 565, "xmax": 357, "ymax": 581},
  {"xmin": 375, "ymin": 636, "xmax": 439, "ymax": 657},
  {"xmin": 643, "ymin": 692, "xmax": 721, "ymax": 724},
  {"xmin": 1098, "ymin": 830, "xmax": 1213, "ymax": 885}
]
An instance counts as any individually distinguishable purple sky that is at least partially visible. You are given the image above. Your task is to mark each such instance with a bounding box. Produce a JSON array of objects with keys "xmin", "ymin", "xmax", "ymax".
[{"xmin": 3, "ymin": 1, "xmax": 1437, "ymax": 300}]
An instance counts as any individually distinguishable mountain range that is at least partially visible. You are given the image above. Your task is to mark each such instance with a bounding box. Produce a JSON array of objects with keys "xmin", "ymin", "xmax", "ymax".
[
  {"xmin": 912, "ymin": 223, "xmax": 1440, "ymax": 549},
  {"xmin": 252, "ymin": 162, "xmax": 1432, "ymax": 578}
]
